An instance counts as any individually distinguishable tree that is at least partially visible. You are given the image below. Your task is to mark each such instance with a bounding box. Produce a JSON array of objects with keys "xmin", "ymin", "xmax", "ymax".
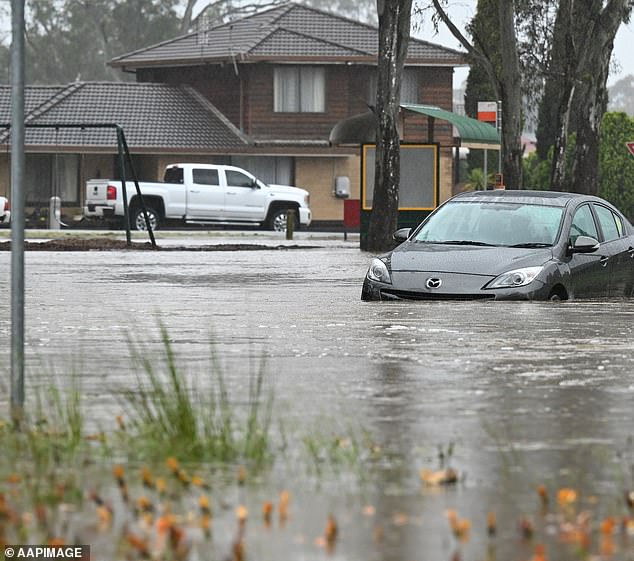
[
  {"xmin": 537, "ymin": 0, "xmax": 632, "ymax": 194},
  {"xmin": 24, "ymin": 0, "xmax": 181, "ymax": 84},
  {"xmin": 429, "ymin": 0, "xmax": 631, "ymax": 196},
  {"xmin": 463, "ymin": 0, "xmax": 498, "ymax": 181},
  {"xmin": 7, "ymin": 0, "xmax": 379, "ymax": 85},
  {"xmin": 0, "ymin": 44, "xmax": 8, "ymax": 84},
  {"xmin": 568, "ymin": 1, "xmax": 631, "ymax": 195},
  {"xmin": 428, "ymin": 0, "xmax": 524, "ymax": 189},
  {"xmin": 364, "ymin": 0, "xmax": 413, "ymax": 253},
  {"xmin": 598, "ymin": 112, "xmax": 634, "ymax": 220}
]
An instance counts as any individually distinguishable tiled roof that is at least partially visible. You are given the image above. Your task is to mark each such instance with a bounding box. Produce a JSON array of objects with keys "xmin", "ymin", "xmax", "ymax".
[
  {"xmin": 0, "ymin": 82, "xmax": 249, "ymax": 151},
  {"xmin": 110, "ymin": 2, "xmax": 466, "ymax": 69}
]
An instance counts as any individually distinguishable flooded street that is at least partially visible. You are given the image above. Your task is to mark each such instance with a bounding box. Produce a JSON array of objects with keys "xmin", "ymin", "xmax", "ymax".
[{"xmin": 1, "ymin": 237, "xmax": 634, "ymax": 560}]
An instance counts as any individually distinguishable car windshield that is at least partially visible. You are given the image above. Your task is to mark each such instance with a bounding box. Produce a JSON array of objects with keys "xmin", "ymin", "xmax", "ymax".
[{"xmin": 413, "ymin": 200, "xmax": 564, "ymax": 247}]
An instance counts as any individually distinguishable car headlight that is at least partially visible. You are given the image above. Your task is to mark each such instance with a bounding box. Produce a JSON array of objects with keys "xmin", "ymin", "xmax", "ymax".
[
  {"xmin": 485, "ymin": 266, "xmax": 544, "ymax": 289},
  {"xmin": 367, "ymin": 258, "xmax": 392, "ymax": 284}
]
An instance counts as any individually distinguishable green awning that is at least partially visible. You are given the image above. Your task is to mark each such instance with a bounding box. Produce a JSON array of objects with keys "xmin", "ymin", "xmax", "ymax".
[{"xmin": 401, "ymin": 103, "xmax": 501, "ymax": 147}]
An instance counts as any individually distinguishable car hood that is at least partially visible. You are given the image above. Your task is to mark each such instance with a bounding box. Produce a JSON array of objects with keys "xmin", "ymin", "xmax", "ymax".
[
  {"xmin": 267, "ymin": 184, "xmax": 309, "ymax": 198},
  {"xmin": 390, "ymin": 242, "xmax": 553, "ymax": 276}
]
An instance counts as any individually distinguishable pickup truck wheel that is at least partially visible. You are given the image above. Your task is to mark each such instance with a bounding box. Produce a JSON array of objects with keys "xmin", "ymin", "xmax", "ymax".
[
  {"xmin": 131, "ymin": 206, "xmax": 160, "ymax": 231},
  {"xmin": 268, "ymin": 208, "xmax": 297, "ymax": 232}
]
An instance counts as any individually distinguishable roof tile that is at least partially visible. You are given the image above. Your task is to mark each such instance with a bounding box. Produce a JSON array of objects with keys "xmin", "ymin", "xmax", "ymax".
[
  {"xmin": 109, "ymin": 2, "xmax": 465, "ymax": 68},
  {"xmin": 0, "ymin": 82, "xmax": 249, "ymax": 151}
]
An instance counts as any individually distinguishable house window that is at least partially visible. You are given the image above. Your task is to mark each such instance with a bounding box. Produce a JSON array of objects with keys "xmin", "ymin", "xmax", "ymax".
[
  {"xmin": 368, "ymin": 67, "xmax": 420, "ymax": 104},
  {"xmin": 24, "ymin": 153, "xmax": 79, "ymax": 205},
  {"xmin": 231, "ymin": 156, "xmax": 293, "ymax": 186},
  {"xmin": 274, "ymin": 66, "xmax": 325, "ymax": 112}
]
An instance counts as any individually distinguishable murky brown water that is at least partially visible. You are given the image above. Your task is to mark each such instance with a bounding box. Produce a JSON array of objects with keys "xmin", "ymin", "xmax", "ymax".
[{"xmin": 1, "ymin": 241, "xmax": 633, "ymax": 560}]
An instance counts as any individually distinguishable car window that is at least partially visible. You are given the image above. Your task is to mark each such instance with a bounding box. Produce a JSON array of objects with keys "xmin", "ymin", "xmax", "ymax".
[
  {"xmin": 193, "ymin": 169, "xmax": 220, "ymax": 186},
  {"xmin": 226, "ymin": 170, "xmax": 254, "ymax": 188},
  {"xmin": 593, "ymin": 204, "xmax": 621, "ymax": 241},
  {"xmin": 164, "ymin": 167, "xmax": 184, "ymax": 184},
  {"xmin": 569, "ymin": 204, "xmax": 599, "ymax": 244}
]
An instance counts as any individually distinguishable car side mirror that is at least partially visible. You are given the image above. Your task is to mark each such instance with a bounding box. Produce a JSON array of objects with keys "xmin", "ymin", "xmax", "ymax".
[
  {"xmin": 393, "ymin": 228, "xmax": 411, "ymax": 242},
  {"xmin": 571, "ymin": 235, "xmax": 600, "ymax": 253},
  {"xmin": 251, "ymin": 179, "xmax": 259, "ymax": 189}
]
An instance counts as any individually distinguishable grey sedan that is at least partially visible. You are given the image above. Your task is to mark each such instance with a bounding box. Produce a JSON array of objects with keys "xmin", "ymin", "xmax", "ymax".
[{"xmin": 361, "ymin": 190, "xmax": 634, "ymax": 301}]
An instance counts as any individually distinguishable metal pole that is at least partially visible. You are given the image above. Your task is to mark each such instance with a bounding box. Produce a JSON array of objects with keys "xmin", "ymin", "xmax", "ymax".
[
  {"xmin": 497, "ymin": 100, "xmax": 502, "ymax": 173},
  {"xmin": 116, "ymin": 128, "xmax": 131, "ymax": 246},
  {"xmin": 10, "ymin": 0, "xmax": 26, "ymax": 423},
  {"xmin": 120, "ymin": 130, "xmax": 157, "ymax": 248}
]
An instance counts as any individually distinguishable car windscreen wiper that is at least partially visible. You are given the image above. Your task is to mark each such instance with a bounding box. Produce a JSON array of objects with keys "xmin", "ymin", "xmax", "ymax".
[
  {"xmin": 434, "ymin": 240, "xmax": 499, "ymax": 246},
  {"xmin": 508, "ymin": 242, "xmax": 552, "ymax": 248}
]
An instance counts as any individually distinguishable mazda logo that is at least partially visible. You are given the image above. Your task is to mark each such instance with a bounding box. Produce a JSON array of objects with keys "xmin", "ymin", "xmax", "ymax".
[{"xmin": 425, "ymin": 277, "xmax": 442, "ymax": 289}]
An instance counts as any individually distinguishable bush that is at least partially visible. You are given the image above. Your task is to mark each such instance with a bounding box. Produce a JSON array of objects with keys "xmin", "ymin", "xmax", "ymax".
[{"xmin": 599, "ymin": 112, "xmax": 634, "ymax": 222}]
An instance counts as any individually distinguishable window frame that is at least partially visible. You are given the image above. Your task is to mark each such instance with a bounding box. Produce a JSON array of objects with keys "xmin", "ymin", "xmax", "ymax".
[
  {"xmin": 273, "ymin": 66, "xmax": 326, "ymax": 113},
  {"xmin": 569, "ymin": 203, "xmax": 600, "ymax": 245},
  {"xmin": 592, "ymin": 203, "xmax": 624, "ymax": 242}
]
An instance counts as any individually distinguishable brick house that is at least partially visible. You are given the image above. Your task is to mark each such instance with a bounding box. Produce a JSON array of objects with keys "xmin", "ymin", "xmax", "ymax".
[{"xmin": 0, "ymin": 2, "xmax": 468, "ymax": 227}]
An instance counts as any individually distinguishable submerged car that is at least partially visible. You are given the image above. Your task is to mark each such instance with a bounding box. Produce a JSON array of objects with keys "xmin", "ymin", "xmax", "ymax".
[{"xmin": 362, "ymin": 190, "xmax": 634, "ymax": 301}]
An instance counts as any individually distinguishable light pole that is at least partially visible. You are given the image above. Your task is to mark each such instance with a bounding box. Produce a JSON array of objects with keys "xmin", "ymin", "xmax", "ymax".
[{"xmin": 10, "ymin": 0, "xmax": 26, "ymax": 423}]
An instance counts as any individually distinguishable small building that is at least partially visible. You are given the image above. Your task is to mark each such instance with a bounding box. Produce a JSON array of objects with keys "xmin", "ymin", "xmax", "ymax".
[{"xmin": 0, "ymin": 2, "xmax": 468, "ymax": 227}]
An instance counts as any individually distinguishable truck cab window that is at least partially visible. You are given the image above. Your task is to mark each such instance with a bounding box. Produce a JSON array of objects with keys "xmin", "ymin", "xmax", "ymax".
[
  {"xmin": 226, "ymin": 170, "xmax": 254, "ymax": 188},
  {"xmin": 164, "ymin": 167, "xmax": 184, "ymax": 184},
  {"xmin": 193, "ymin": 169, "xmax": 220, "ymax": 185}
]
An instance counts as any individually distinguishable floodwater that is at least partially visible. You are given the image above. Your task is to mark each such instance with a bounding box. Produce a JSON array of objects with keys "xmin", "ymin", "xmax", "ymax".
[{"xmin": 1, "ymin": 237, "xmax": 634, "ymax": 561}]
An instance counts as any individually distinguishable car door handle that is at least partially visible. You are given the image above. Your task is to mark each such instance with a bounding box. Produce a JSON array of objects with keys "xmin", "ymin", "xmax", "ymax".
[
  {"xmin": 189, "ymin": 190, "xmax": 200, "ymax": 194},
  {"xmin": 599, "ymin": 255, "xmax": 609, "ymax": 267}
]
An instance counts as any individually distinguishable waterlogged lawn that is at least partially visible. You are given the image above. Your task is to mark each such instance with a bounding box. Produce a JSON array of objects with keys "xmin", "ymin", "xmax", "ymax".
[{"xmin": 1, "ymin": 333, "xmax": 633, "ymax": 561}]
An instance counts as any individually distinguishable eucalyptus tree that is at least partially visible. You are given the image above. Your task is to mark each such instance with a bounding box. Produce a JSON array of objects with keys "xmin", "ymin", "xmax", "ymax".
[
  {"xmin": 365, "ymin": 0, "xmax": 413, "ymax": 252},
  {"xmin": 429, "ymin": 0, "xmax": 524, "ymax": 188},
  {"xmin": 24, "ymin": 0, "xmax": 181, "ymax": 83},
  {"xmin": 561, "ymin": 0, "xmax": 632, "ymax": 195},
  {"xmin": 428, "ymin": 0, "xmax": 632, "ymax": 195}
]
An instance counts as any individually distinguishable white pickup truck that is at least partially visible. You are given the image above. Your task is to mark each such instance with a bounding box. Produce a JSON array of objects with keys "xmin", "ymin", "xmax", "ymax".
[
  {"xmin": 83, "ymin": 163, "xmax": 311, "ymax": 231},
  {"xmin": 0, "ymin": 196, "xmax": 10, "ymax": 226}
]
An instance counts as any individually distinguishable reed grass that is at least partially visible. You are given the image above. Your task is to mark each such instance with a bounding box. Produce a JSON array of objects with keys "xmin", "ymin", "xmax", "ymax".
[{"xmin": 117, "ymin": 324, "xmax": 274, "ymax": 467}]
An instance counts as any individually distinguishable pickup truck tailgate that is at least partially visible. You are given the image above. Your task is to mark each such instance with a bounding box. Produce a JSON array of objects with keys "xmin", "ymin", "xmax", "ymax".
[{"xmin": 86, "ymin": 179, "xmax": 110, "ymax": 205}]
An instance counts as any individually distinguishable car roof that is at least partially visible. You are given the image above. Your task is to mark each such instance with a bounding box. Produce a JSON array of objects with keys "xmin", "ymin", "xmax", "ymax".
[{"xmin": 451, "ymin": 189, "xmax": 591, "ymax": 208}]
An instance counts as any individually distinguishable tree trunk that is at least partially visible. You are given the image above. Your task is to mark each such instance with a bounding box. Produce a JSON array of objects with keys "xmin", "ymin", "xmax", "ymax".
[
  {"xmin": 365, "ymin": 0, "xmax": 412, "ymax": 252},
  {"xmin": 497, "ymin": 1, "xmax": 523, "ymax": 188},
  {"xmin": 430, "ymin": 0, "xmax": 522, "ymax": 191},
  {"xmin": 570, "ymin": 0, "xmax": 631, "ymax": 195},
  {"xmin": 546, "ymin": 0, "xmax": 576, "ymax": 191}
]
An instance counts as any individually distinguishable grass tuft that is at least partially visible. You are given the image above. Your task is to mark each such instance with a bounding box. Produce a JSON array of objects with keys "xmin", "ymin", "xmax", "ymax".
[{"xmin": 118, "ymin": 324, "xmax": 274, "ymax": 467}]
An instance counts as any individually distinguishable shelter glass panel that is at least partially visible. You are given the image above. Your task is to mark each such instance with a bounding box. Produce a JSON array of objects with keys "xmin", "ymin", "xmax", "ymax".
[{"xmin": 362, "ymin": 144, "xmax": 438, "ymax": 210}]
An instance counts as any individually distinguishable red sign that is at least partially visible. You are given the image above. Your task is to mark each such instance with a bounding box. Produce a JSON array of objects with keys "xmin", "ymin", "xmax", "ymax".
[
  {"xmin": 627, "ymin": 142, "xmax": 634, "ymax": 156},
  {"xmin": 477, "ymin": 101, "xmax": 497, "ymax": 124}
]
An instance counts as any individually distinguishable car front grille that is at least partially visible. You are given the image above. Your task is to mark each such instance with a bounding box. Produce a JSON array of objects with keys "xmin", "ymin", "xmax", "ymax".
[{"xmin": 380, "ymin": 289, "xmax": 495, "ymax": 301}]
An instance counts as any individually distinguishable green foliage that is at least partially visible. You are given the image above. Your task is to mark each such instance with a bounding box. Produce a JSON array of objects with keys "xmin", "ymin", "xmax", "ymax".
[
  {"xmin": 0, "ymin": 379, "xmax": 91, "ymax": 506},
  {"xmin": 119, "ymin": 324, "xmax": 274, "ymax": 467},
  {"xmin": 301, "ymin": 418, "xmax": 382, "ymax": 478},
  {"xmin": 522, "ymin": 111, "xmax": 634, "ymax": 220},
  {"xmin": 522, "ymin": 151, "xmax": 551, "ymax": 189},
  {"xmin": 598, "ymin": 112, "xmax": 634, "ymax": 221},
  {"xmin": 464, "ymin": 167, "xmax": 494, "ymax": 191}
]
